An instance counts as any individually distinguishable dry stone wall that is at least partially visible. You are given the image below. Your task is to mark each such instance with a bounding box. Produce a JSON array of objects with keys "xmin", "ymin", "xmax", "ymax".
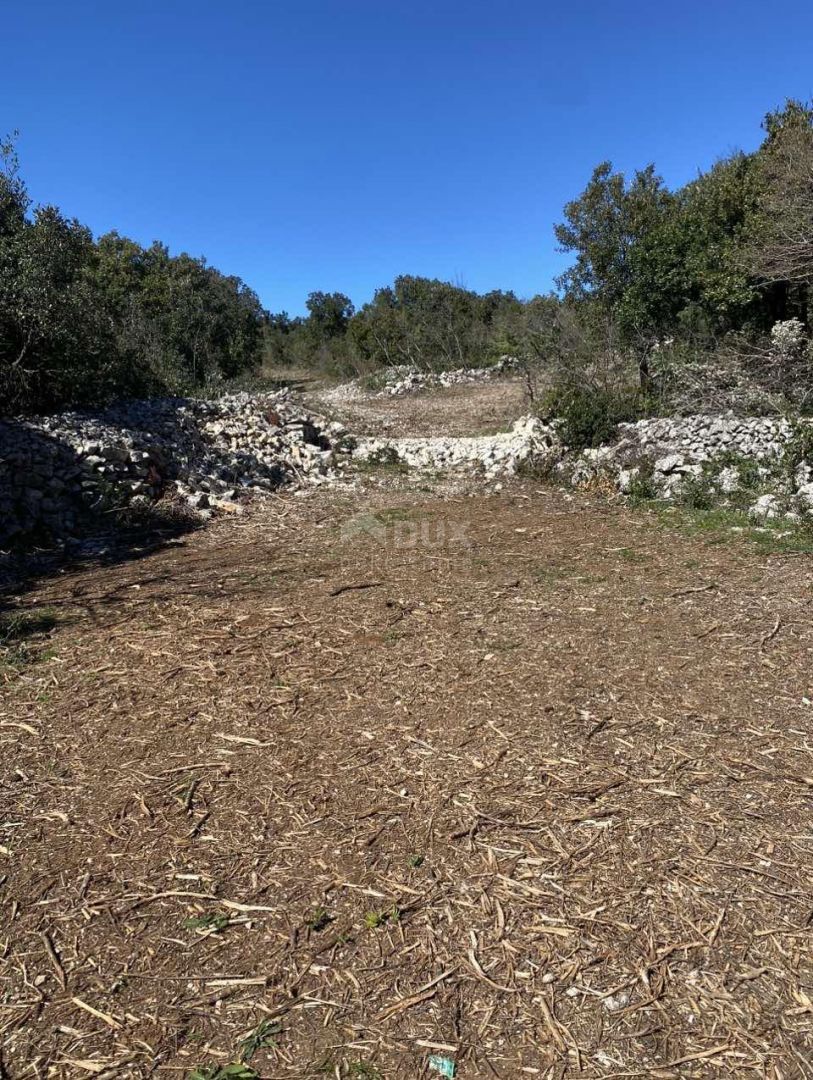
[
  {"xmin": 4, "ymin": 387, "xmax": 813, "ymax": 552},
  {"xmin": 0, "ymin": 391, "xmax": 351, "ymax": 546},
  {"xmin": 565, "ymin": 414, "xmax": 813, "ymax": 517},
  {"xmin": 353, "ymin": 417, "xmax": 558, "ymax": 478}
]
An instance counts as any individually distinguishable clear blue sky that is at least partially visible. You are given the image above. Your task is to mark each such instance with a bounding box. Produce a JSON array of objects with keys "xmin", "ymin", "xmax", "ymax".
[{"xmin": 5, "ymin": 1, "xmax": 813, "ymax": 315}]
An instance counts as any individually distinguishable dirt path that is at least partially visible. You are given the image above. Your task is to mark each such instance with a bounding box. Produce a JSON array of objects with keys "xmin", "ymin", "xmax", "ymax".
[{"xmin": 2, "ymin": 398, "xmax": 813, "ymax": 1078}]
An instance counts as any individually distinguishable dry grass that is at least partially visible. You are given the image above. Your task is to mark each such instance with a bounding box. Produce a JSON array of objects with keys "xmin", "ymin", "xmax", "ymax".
[{"xmin": 1, "ymin": 479, "xmax": 812, "ymax": 1078}]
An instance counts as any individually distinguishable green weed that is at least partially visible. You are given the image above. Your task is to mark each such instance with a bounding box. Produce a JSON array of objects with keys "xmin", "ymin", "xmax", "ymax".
[
  {"xmin": 187, "ymin": 1065, "xmax": 257, "ymax": 1080},
  {"xmin": 0, "ymin": 607, "xmax": 59, "ymax": 679},
  {"xmin": 305, "ymin": 907, "xmax": 331, "ymax": 932},
  {"xmin": 239, "ymin": 1019, "xmax": 282, "ymax": 1062},
  {"xmin": 183, "ymin": 913, "xmax": 230, "ymax": 933},
  {"xmin": 364, "ymin": 905, "xmax": 400, "ymax": 930}
]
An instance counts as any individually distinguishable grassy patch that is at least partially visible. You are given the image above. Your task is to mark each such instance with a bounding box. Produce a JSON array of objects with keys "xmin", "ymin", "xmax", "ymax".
[
  {"xmin": 354, "ymin": 446, "xmax": 409, "ymax": 475},
  {"xmin": 0, "ymin": 607, "xmax": 59, "ymax": 681},
  {"xmin": 646, "ymin": 503, "xmax": 813, "ymax": 554}
]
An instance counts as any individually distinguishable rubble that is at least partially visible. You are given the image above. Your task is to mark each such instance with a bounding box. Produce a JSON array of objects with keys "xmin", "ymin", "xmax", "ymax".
[
  {"xmin": 352, "ymin": 416, "xmax": 558, "ymax": 478},
  {"xmin": 364, "ymin": 358, "xmax": 518, "ymax": 398},
  {"xmin": 561, "ymin": 413, "xmax": 813, "ymax": 519},
  {"xmin": 0, "ymin": 391, "xmax": 352, "ymax": 546}
]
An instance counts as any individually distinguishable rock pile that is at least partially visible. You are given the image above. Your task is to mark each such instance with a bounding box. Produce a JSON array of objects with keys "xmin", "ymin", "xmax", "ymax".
[
  {"xmin": 372, "ymin": 358, "xmax": 518, "ymax": 397},
  {"xmin": 563, "ymin": 414, "xmax": 813, "ymax": 518},
  {"xmin": 0, "ymin": 391, "xmax": 351, "ymax": 545},
  {"xmin": 615, "ymin": 415, "xmax": 794, "ymax": 462},
  {"xmin": 352, "ymin": 416, "xmax": 558, "ymax": 479}
]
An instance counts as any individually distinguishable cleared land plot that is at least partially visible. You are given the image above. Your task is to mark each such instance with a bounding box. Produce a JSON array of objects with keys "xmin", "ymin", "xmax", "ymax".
[
  {"xmin": 309, "ymin": 376, "xmax": 530, "ymax": 438},
  {"xmin": 1, "ymin": 483, "xmax": 812, "ymax": 1078}
]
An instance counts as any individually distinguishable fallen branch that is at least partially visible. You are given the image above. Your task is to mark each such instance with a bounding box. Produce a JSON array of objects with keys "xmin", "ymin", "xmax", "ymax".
[{"xmin": 329, "ymin": 581, "xmax": 385, "ymax": 597}]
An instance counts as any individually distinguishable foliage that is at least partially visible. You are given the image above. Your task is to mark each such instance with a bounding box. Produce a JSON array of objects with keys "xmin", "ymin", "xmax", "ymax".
[
  {"xmin": 0, "ymin": 136, "xmax": 265, "ymax": 415},
  {"xmin": 783, "ymin": 420, "xmax": 813, "ymax": 471},
  {"xmin": 538, "ymin": 384, "xmax": 647, "ymax": 451},
  {"xmin": 266, "ymin": 275, "xmax": 520, "ymax": 375},
  {"xmin": 348, "ymin": 276, "xmax": 519, "ymax": 372},
  {"xmin": 238, "ymin": 1019, "xmax": 282, "ymax": 1062},
  {"xmin": 750, "ymin": 99, "xmax": 813, "ymax": 288},
  {"xmin": 187, "ymin": 1065, "xmax": 257, "ymax": 1080}
]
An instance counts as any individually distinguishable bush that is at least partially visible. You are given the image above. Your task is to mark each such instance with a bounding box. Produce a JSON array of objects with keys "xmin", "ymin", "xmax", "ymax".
[
  {"xmin": 538, "ymin": 384, "xmax": 647, "ymax": 451},
  {"xmin": 783, "ymin": 421, "xmax": 813, "ymax": 472}
]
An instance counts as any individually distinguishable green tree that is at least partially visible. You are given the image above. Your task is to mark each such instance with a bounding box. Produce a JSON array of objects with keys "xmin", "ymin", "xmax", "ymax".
[
  {"xmin": 555, "ymin": 162, "xmax": 673, "ymax": 389},
  {"xmin": 0, "ymin": 148, "xmax": 130, "ymax": 413},
  {"xmin": 304, "ymin": 291, "xmax": 355, "ymax": 343},
  {"xmin": 750, "ymin": 99, "xmax": 813, "ymax": 309}
]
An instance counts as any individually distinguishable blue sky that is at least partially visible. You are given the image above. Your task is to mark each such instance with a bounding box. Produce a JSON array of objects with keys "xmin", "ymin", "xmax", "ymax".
[{"xmin": 5, "ymin": 1, "xmax": 813, "ymax": 314}]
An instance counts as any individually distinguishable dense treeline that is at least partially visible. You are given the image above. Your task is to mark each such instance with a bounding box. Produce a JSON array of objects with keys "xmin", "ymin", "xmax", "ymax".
[
  {"xmin": 0, "ymin": 136, "xmax": 265, "ymax": 415},
  {"xmin": 264, "ymin": 277, "xmax": 521, "ymax": 375},
  {"xmin": 2, "ymin": 99, "xmax": 813, "ymax": 418}
]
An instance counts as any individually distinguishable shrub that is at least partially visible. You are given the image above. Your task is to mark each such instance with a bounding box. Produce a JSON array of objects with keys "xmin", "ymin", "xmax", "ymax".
[
  {"xmin": 783, "ymin": 421, "xmax": 813, "ymax": 472},
  {"xmin": 625, "ymin": 460, "xmax": 658, "ymax": 504},
  {"xmin": 538, "ymin": 384, "xmax": 647, "ymax": 451},
  {"xmin": 673, "ymin": 471, "xmax": 717, "ymax": 511}
]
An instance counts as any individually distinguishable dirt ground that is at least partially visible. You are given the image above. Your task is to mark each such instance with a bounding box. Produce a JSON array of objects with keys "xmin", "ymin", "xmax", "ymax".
[
  {"xmin": 307, "ymin": 377, "xmax": 530, "ymax": 438},
  {"xmin": 2, "ymin": 381, "xmax": 813, "ymax": 1079}
]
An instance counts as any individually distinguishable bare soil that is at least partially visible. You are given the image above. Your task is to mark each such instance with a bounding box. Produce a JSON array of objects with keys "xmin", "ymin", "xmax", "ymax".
[
  {"xmin": 308, "ymin": 377, "xmax": 530, "ymax": 438},
  {"xmin": 2, "ymin": 384, "xmax": 813, "ymax": 1079}
]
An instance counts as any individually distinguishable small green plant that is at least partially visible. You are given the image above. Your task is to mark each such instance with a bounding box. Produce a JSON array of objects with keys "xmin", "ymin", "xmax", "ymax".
[
  {"xmin": 783, "ymin": 421, "xmax": 813, "ymax": 473},
  {"xmin": 672, "ymin": 470, "xmax": 716, "ymax": 511},
  {"xmin": 364, "ymin": 905, "xmax": 400, "ymax": 929},
  {"xmin": 239, "ymin": 1019, "xmax": 282, "ymax": 1062},
  {"xmin": 0, "ymin": 608, "xmax": 59, "ymax": 680},
  {"xmin": 408, "ymin": 854, "xmax": 424, "ymax": 868},
  {"xmin": 348, "ymin": 1062, "xmax": 382, "ymax": 1080},
  {"xmin": 305, "ymin": 906, "xmax": 331, "ymax": 932},
  {"xmin": 625, "ymin": 461, "xmax": 657, "ymax": 505},
  {"xmin": 187, "ymin": 1065, "xmax": 258, "ymax": 1080},
  {"xmin": 183, "ymin": 913, "xmax": 230, "ymax": 933}
]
